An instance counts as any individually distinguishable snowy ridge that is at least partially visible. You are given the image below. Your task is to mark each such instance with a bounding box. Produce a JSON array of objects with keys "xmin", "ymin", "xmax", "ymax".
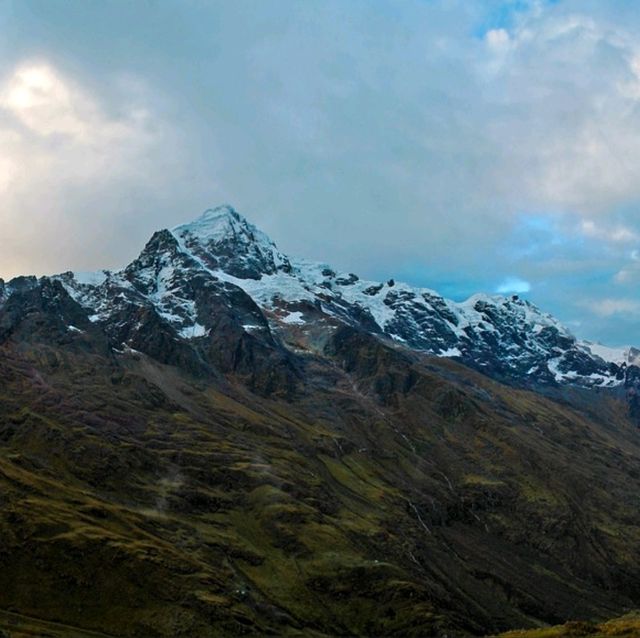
[
  {"xmin": 580, "ymin": 341, "xmax": 640, "ymax": 367},
  {"xmin": 21, "ymin": 204, "xmax": 634, "ymax": 389},
  {"xmin": 171, "ymin": 205, "xmax": 292, "ymax": 280}
]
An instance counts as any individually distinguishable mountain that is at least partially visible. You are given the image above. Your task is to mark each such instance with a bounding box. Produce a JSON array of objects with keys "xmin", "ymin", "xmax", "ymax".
[
  {"xmin": 1, "ymin": 206, "xmax": 640, "ymax": 637},
  {"xmin": 16, "ymin": 204, "xmax": 636, "ymax": 393}
]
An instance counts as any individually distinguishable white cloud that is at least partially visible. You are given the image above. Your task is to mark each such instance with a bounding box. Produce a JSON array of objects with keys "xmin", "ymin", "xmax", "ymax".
[
  {"xmin": 583, "ymin": 298, "xmax": 640, "ymax": 317},
  {"xmin": 1, "ymin": 64, "xmax": 91, "ymax": 138},
  {"xmin": 478, "ymin": 7, "xmax": 640, "ymax": 220},
  {"xmin": 614, "ymin": 252, "xmax": 640, "ymax": 284},
  {"xmin": 580, "ymin": 220, "xmax": 638, "ymax": 243},
  {"xmin": 496, "ymin": 277, "xmax": 531, "ymax": 294},
  {"xmin": 485, "ymin": 28, "xmax": 511, "ymax": 50},
  {"xmin": 0, "ymin": 61, "xmax": 156, "ymax": 172},
  {"xmin": 0, "ymin": 61, "xmax": 192, "ymax": 278}
]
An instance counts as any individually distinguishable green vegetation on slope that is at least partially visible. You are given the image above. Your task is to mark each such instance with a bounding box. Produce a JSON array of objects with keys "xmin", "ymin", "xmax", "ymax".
[
  {"xmin": 1, "ymin": 327, "xmax": 640, "ymax": 636},
  {"xmin": 494, "ymin": 612, "xmax": 640, "ymax": 637}
]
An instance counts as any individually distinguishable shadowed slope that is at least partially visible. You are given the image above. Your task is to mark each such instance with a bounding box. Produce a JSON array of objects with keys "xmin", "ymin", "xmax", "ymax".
[{"xmin": 1, "ymin": 318, "xmax": 640, "ymax": 635}]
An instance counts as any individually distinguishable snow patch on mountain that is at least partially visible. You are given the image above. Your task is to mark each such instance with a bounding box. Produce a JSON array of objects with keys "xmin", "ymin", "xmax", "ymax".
[
  {"xmin": 74, "ymin": 271, "xmax": 109, "ymax": 287},
  {"xmin": 281, "ymin": 311, "xmax": 306, "ymax": 325},
  {"xmin": 580, "ymin": 341, "xmax": 640, "ymax": 367}
]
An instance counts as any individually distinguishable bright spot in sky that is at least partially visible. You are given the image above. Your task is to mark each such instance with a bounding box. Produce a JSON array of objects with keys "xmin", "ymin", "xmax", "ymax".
[
  {"xmin": 485, "ymin": 28, "xmax": 510, "ymax": 50},
  {"xmin": 4, "ymin": 66, "xmax": 55, "ymax": 109},
  {"xmin": 0, "ymin": 63, "xmax": 91, "ymax": 139},
  {"xmin": 496, "ymin": 277, "xmax": 531, "ymax": 294}
]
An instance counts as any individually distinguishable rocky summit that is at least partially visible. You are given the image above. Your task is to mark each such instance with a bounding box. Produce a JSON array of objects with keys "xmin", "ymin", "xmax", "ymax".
[{"xmin": 1, "ymin": 206, "xmax": 640, "ymax": 636}]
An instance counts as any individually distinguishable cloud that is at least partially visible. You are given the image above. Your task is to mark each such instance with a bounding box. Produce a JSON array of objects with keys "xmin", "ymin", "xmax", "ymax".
[
  {"xmin": 0, "ymin": 62, "xmax": 154, "ymax": 182},
  {"xmin": 0, "ymin": 60, "xmax": 200, "ymax": 278},
  {"xmin": 613, "ymin": 249, "xmax": 640, "ymax": 284},
  {"xmin": 496, "ymin": 277, "xmax": 531, "ymax": 294},
  {"xmin": 582, "ymin": 298, "xmax": 640, "ymax": 318},
  {"xmin": 2, "ymin": 1, "xmax": 640, "ymax": 344},
  {"xmin": 478, "ymin": 6, "xmax": 640, "ymax": 221},
  {"xmin": 2, "ymin": 63, "xmax": 97, "ymax": 138},
  {"xmin": 579, "ymin": 220, "xmax": 638, "ymax": 243},
  {"xmin": 485, "ymin": 27, "xmax": 511, "ymax": 50}
]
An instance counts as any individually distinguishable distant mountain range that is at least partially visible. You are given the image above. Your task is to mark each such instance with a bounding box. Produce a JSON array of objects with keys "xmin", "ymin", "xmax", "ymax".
[{"xmin": 1, "ymin": 206, "xmax": 640, "ymax": 636}]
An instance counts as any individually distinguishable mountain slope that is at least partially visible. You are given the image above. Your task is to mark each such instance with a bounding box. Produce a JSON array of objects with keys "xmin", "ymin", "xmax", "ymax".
[
  {"xmin": 1, "ymin": 206, "xmax": 640, "ymax": 636},
  {"xmin": 495, "ymin": 612, "xmax": 640, "ymax": 637}
]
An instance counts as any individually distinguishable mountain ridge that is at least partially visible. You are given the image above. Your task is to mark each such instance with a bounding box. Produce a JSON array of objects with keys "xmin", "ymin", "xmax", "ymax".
[{"xmin": 1, "ymin": 204, "xmax": 635, "ymax": 395}]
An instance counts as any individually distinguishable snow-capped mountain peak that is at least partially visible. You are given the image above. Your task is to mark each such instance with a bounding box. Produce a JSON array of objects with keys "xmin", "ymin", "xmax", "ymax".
[
  {"xmin": 170, "ymin": 205, "xmax": 292, "ymax": 280},
  {"xmin": 172, "ymin": 205, "xmax": 255, "ymax": 245},
  {"xmin": 580, "ymin": 341, "xmax": 640, "ymax": 367},
  {"xmin": 5, "ymin": 204, "xmax": 636, "ymax": 392}
]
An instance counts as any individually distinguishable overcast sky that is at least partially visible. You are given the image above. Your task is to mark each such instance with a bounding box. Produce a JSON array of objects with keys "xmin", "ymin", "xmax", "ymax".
[{"xmin": 2, "ymin": 0, "xmax": 640, "ymax": 344}]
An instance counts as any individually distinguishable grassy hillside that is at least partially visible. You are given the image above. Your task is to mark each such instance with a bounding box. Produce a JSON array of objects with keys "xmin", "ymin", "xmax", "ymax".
[
  {"xmin": 1, "ymin": 325, "xmax": 640, "ymax": 636},
  {"xmin": 495, "ymin": 612, "xmax": 640, "ymax": 637}
]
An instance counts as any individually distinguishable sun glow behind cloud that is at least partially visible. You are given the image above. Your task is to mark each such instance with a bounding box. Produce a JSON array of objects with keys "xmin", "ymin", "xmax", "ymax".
[
  {"xmin": 0, "ymin": 61, "xmax": 152, "ymax": 161},
  {"xmin": 1, "ymin": 64, "xmax": 82, "ymax": 132},
  {"xmin": 0, "ymin": 60, "xmax": 190, "ymax": 278}
]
